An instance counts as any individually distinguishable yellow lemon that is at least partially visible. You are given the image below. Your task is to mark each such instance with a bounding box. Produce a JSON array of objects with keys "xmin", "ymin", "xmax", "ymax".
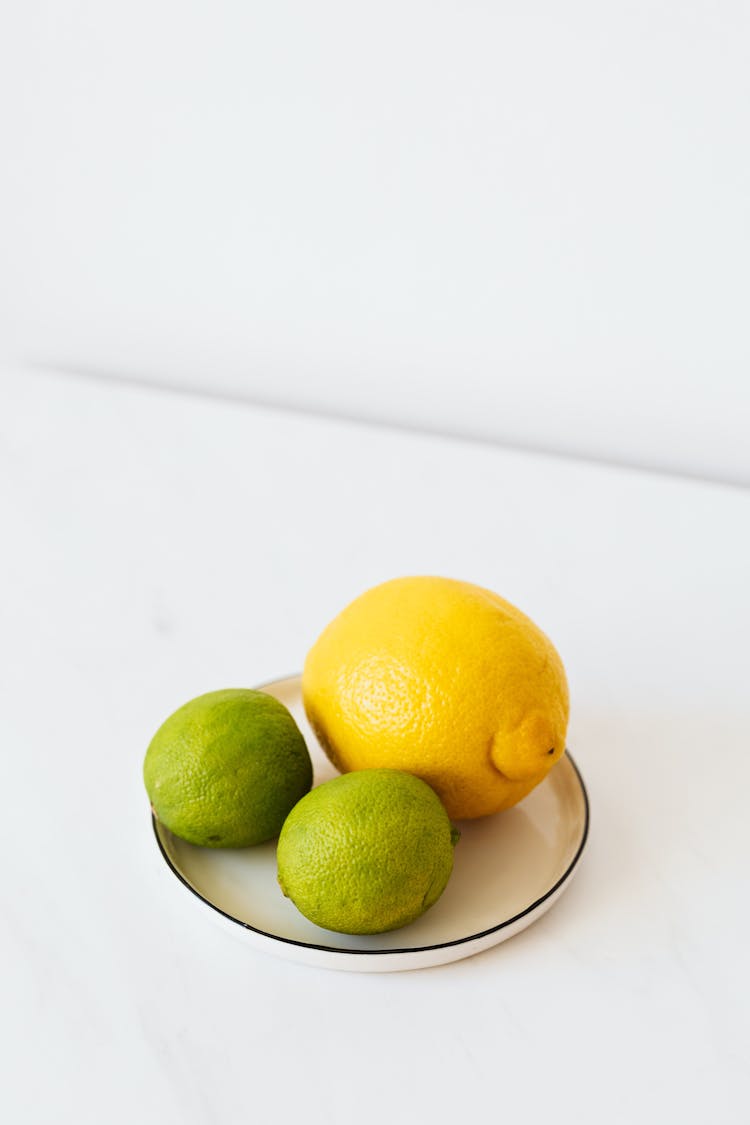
[{"xmin": 302, "ymin": 576, "xmax": 569, "ymax": 819}]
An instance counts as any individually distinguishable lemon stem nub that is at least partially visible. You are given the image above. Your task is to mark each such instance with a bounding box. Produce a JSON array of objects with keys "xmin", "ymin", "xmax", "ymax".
[{"xmin": 450, "ymin": 827, "xmax": 461, "ymax": 847}]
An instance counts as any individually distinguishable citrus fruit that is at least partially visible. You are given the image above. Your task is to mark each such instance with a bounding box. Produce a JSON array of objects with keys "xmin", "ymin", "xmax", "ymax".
[
  {"xmin": 144, "ymin": 688, "xmax": 312, "ymax": 847},
  {"xmin": 277, "ymin": 769, "xmax": 458, "ymax": 934},
  {"xmin": 302, "ymin": 576, "xmax": 569, "ymax": 819}
]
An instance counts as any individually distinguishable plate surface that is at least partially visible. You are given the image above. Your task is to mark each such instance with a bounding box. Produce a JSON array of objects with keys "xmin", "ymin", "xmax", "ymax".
[{"xmin": 153, "ymin": 675, "xmax": 589, "ymax": 971}]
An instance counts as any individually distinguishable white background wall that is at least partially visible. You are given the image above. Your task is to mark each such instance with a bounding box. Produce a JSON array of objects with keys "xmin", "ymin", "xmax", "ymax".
[{"xmin": 1, "ymin": 2, "xmax": 748, "ymax": 484}]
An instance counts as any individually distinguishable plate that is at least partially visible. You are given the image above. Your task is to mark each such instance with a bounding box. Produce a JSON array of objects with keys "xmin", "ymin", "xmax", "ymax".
[{"xmin": 152, "ymin": 675, "xmax": 589, "ymax": 972}]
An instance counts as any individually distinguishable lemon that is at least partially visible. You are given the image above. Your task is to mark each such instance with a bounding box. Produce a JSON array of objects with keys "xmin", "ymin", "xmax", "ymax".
[
  {"xmin": 277, "ymin": 769, "xmax": 458, "ymax": 934},
  {"xmin": 302, "ymin": 576, "xmax": 569, "ymax": 819},
  {"xmin": 144, "ymin": 689, "xmax": 312, "ymax": 847}
]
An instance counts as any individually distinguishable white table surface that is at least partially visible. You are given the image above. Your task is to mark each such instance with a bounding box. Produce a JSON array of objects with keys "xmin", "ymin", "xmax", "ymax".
[{"xmin": 2, "ymin": 366, "xmax": 749, "ymax": 1124}]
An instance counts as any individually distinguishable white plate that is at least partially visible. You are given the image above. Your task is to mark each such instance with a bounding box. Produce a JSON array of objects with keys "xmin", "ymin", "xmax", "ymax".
[{"xmin": 152, "ymin": 675, "xmax": 589, "ymax": 972}]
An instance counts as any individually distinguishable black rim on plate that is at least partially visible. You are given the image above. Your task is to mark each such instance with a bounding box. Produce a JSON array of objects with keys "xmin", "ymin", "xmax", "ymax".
[{"xmin": 151, "ymin": 751, "xmax": 590, "ymax": 958}]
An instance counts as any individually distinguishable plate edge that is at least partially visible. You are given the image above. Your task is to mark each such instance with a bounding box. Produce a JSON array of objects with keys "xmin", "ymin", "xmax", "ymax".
[{"xmin": 151, "ymin": 751, "xmax": 590, "ymax": 959}]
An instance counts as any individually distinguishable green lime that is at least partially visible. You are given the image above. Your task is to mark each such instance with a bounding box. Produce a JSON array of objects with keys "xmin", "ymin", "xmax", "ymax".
[
  {"xmin": 144, "ymin": 689, "xmax": 312, "ymax": 847},
  {"xmin": 277, "ymin": 769, "xmax": 459, "ymax": 934}
]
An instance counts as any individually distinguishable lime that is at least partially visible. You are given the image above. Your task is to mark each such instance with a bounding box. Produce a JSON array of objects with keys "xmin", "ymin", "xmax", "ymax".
[
  {"xmin": 144, "ymin": 689, "xmax": 312, "ymax": 847},
  {"xmin": 277, "ymin": 769, "xmax": 458, "ymax": 934}
]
